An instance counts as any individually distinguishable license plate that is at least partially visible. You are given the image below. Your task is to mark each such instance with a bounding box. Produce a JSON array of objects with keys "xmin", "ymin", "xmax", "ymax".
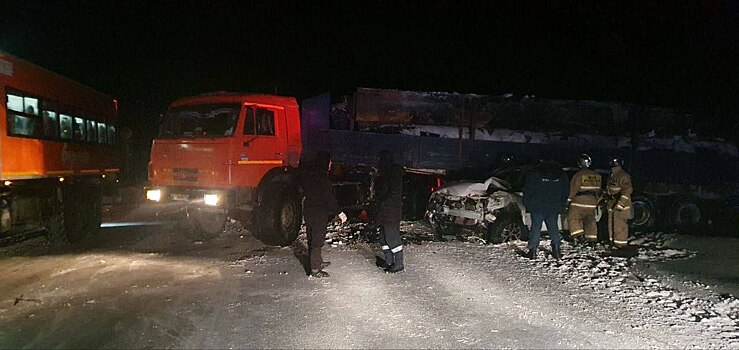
[{"xmin": 170, "ymin": 193, "xmax": 189, "ymax": 201}]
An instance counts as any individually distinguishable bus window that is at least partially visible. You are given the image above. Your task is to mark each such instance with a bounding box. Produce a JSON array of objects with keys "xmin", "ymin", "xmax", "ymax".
[
  {"xmin": 86, "ymin": 120, "xmax": 97, "ymax": 143},
  {"xmin": 108, "ymin": 125, "xmax": 116, "ymax": 144},
  {"xmin": 6, "ymin": 92, "xmax": 40, "ymax": 137},
  {"xmin": 43, "ymin": 110, "xmax": 58, "ymax": 138},
  {"xmin": 23, "ymin": 97, "xmax": 38, "ymax": 115},
  {"xmin": 97, "ymin": 122, "xmax": 107, "ymax": 144},
  {"xmin": 10, "ymin": 113, "xmax": 38, "ymax": 136},
  {"xmin": 6, "ymin": 93, "xmax": 23, "ymax": 112},
  {"xmin": 42, "ymin": 100, "xmax": 58, "ymax": 138},
  {"xmin": 74, "ymin": 117, "xmax": 86, "ymax": 141},
  {"xmin": 60, "ymin": 114, "xmax": 73, "ymax": 140}
]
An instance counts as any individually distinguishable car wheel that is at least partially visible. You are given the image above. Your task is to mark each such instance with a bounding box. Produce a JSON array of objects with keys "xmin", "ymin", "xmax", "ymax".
[
  {"xmin": 431, "ymin": 223, "xmax": 459, "ymax": 241},
  {"xmin": 486, "ymin": 214, "xmax": 528, "ymax": 244}
]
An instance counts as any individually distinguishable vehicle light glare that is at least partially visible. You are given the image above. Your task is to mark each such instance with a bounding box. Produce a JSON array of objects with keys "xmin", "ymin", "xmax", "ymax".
[
  {"xmin": 146, "ymin": 189, "xmax": 162, "ymax": 202},
  {"xmin": 204, "ymin": 194, "xmax": 220, "ymax": 206}
]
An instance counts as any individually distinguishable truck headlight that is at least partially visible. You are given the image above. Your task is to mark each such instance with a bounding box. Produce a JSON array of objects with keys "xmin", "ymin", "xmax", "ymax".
[
  {"xmin": 146, "ymin": 189, "xmax": 162, "ymax": 202},
  {"xmin": 204, "ymin": 193, "xmax": 221, "ymax": 206}
]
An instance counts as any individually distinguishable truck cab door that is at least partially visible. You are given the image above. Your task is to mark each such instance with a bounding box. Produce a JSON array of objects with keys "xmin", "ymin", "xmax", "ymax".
[{"xmin": 236, "ymin": 104, "xmax": 287, "ymax": 187}]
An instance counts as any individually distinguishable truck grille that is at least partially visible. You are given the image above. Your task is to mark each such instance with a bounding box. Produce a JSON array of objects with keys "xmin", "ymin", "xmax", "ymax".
[{"xmin": 172, "ymin": 168, "xmax": 198, "ymax": 182}]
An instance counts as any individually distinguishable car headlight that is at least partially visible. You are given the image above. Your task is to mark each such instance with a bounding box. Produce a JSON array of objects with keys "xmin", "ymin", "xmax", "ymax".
[
  {"xmin": 203, "ymin": 193, "xmax": 221, "ymax": 206},
  {"xmin": 146, "ymin": 189, "xmax": 162, "ymax": 202}
]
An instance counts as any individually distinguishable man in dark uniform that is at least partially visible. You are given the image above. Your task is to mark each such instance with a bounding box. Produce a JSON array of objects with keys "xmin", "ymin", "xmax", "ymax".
[
  {"xmin": 523, "ymin": 160, "xmax": 569, "ymax": 259},
  {"xmin": 301, "ymin": 151, "xmax": 346, "ymax": 278},
  {"xmin": 373, "ymin": 150, "xmax": 405, "ymax": 273}
]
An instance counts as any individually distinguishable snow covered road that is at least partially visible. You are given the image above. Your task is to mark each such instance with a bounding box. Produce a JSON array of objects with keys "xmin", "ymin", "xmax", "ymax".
[{"xmin": 0, "ymin": 222, "xmax": 736, "ymax": 348}]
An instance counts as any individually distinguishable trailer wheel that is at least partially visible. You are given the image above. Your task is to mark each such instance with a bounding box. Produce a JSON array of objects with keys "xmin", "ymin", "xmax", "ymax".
[
  {"xmin": 669, "ymin": 197, "xmax": 703, "ymax": 234},
  {"xmin": 630, "ymin": 195, "xmax": 655, "ymax": 230},
  {"xmin": 486, "ymin": 214, "xmax": 528, "ymax": 244},
  {"xmin": 257, "ymin": 183, "xmax": 301, "ymax": 246}
]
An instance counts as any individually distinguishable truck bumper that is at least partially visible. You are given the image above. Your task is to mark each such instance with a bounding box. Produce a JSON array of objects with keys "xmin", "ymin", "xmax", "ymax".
[{"xmin": 144, "ymin": 185, "xmax": 254, "ymax": 211}]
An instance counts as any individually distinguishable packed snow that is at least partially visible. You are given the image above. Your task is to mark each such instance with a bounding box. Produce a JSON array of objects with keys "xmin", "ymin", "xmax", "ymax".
[{"xmin": 313, "ymin": 221, "xmax": 739, "ymax": 348}]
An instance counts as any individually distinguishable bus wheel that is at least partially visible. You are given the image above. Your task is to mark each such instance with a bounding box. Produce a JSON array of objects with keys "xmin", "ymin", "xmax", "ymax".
[
  {"xmin": 45, "ymin": 212, "xmax": 67, "ymax": 244},
  {"xmin": 50, "ymin": 185, "xmax": 100, "ymax": 243}
]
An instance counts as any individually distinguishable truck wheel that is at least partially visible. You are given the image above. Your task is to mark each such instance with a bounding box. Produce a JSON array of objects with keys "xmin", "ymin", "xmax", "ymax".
[
  {"xmin": 258, "ymin": 183, "xmax": 301, "ymax": 246},
  {"xmin": 630, "ymin": 195, "xmax": 655, "ymax": 230},
  {"xmin": 187, "ymin": 207, "xmax": 226, "ymax": 240},
  {"xmin": 486, "ymin": 214, "xmax": 528, "ymax": 244}
]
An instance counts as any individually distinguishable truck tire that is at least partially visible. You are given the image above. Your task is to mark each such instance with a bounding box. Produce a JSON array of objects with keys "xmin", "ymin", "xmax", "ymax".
[
  {"xmin": 257, "ymin": 183, "xmax": 301, "ymax": 246},
  {"xmin": 186, "ymin": 207, "xmax": 226, "ymax": 240},
  {"xmin": 486, "ymin": 213, "xmax": 528, "ymax": 244},
  {"xmin": 630, "ymin": 195, "xmax": 655, "ymax": 230}
]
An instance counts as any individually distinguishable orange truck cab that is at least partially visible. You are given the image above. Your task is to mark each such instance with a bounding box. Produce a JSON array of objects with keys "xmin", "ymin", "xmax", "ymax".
[{"xmin": 146, "ymin": 93, "xmax": 304, "ymax": 245}]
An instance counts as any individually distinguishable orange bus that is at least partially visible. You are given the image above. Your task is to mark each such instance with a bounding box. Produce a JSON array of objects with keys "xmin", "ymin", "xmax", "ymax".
[{"xmin": 0, "ymin": 50, "xmax": 119, "ymax": 244}]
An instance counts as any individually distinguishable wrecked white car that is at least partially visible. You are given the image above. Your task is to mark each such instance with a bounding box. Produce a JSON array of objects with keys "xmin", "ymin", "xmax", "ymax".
[{"xmin": 425, "ymin": 176, "xmax": 529, "ymax": 243}]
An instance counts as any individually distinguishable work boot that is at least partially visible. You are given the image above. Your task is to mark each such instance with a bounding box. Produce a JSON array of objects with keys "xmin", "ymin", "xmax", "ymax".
[
  {"xmin": 526, "ymin": 248, "xmax": 537, "ymax": 260},
  {"xmin": 552, "ymin": 246, "xmax": 562, "ymax": 260},
  {"xmin": 310, "ymin": 270, "xmax": 330, "ymax": 278},
  {"xmin": 385, "ymin": 251, "xmax": 404, "ymax": 273},
  {"xmin": 570, "ymin": 235, "xmax": 584, "ymax": 246},
  {"xmin": 383, "ymin": 250, "xmax": 394, "ymax": 268}
]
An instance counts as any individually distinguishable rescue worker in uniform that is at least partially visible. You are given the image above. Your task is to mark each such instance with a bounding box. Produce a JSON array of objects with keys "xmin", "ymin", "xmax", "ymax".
[
  {"xmin": 606, "ymin": 158, "xmax": 632, "ymax": 249},
  {"xmin": 301, "ymin": 151, "xmax": 347, "ymax": 278},
  {"xmin": 567, "ymin": 154, "xmax": 602, "ymax": 243},
  {"xmin": 522, "ymin": 160, "xmax": 569, "ymax": 259},
  {"xmin": 373, "ymin": 150, "xmax": 405, "ymax": 273}
]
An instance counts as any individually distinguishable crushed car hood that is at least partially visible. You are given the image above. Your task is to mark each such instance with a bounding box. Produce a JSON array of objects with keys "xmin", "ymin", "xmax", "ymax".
[{"xmin": 436, "ymin": 177, "xmax": 511, "ymax": 197}]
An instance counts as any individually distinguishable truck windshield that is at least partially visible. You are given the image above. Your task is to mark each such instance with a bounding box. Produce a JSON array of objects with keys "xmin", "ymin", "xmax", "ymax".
[{"xmin": 159, "ymin": 103, "xmax": 241, "ymax": 138}]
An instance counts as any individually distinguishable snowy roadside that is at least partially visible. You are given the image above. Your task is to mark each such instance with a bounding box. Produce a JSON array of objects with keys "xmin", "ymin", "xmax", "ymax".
[{"xmin": 320, "ymin": 221, "xmax": 739, "ymax": 348}]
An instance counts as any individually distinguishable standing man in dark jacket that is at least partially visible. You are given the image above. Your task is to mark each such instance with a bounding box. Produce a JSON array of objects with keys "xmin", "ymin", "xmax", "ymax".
[
  {"xmin": 523, "ymin": 160, "xmax": 570, "ymax": 259},
  {"xmin": 301, "ymin": 151, "xmax": 346, "ymax": 278},
  {"xmin": 373, "ymin": 150, "xmax": 405, "ymax": 273}
]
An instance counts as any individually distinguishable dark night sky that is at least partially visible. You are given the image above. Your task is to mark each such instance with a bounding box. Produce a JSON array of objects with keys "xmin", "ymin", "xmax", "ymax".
[{"xmin": 1, "ymin": 1, "xmax": 738, "ymax": 137}]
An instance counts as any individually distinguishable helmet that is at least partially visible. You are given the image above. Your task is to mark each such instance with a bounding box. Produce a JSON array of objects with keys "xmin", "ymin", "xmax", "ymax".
[
  {"xmin": 577, "ymin": 153, "xmax": 592, "ymax": 168},
  {"xmin": 609, "ymin": 157, "xmax": 623, "ymax": 167}
]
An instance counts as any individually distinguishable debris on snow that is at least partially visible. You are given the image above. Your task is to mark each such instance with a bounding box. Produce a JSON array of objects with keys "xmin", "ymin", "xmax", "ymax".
[{"xmin": 507, "ymin": 232, "xmax": 738, "ymax": 347}]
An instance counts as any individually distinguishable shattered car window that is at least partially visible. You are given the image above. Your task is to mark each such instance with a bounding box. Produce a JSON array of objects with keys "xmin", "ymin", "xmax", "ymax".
[{"xmin": 159, "ymin": 103, "xmax": 241, "ymax": 138}]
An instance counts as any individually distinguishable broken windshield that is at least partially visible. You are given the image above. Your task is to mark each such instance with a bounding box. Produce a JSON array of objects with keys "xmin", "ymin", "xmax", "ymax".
[{"xmin": 159, "ymin": 103, "xmax": 241, "ymax": 138}]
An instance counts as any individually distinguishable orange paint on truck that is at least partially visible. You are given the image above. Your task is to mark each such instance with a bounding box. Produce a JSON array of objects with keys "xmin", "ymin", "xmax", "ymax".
[{"xmin": 149, "ymin": 94, "xmax": 301, "ymax": 190}]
